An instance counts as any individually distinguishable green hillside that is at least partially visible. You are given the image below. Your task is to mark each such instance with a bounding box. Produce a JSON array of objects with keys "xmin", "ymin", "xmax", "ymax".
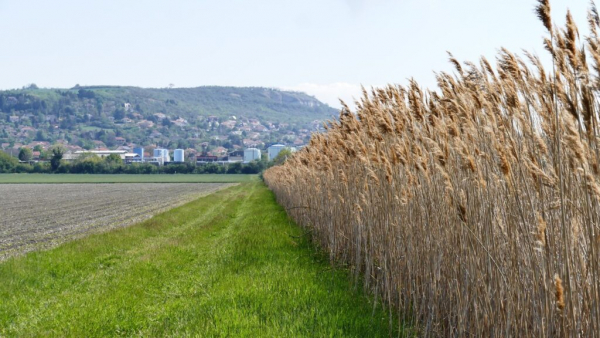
[{"xmin": 0, "ymin": 86, "xmax": 337, "ymax": 152}]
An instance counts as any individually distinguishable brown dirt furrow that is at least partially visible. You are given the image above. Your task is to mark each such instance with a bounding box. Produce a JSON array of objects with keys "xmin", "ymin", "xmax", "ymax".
[{"xmin": 0, "ymin": 183, "xmax": 233, "ymax": 260}]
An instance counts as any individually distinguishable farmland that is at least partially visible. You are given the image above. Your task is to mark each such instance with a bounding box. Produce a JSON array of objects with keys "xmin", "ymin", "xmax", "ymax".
[
  {"xmin": 0, "ymin": 183, "xmax": 232, "ymax": 260},
  {"xmin": 0, "ymin": 173, "xmax": 257, "ymax": 184},
  {"xmin": 0, "ymin": 182, "xmax": 401, "ymax": 336}
]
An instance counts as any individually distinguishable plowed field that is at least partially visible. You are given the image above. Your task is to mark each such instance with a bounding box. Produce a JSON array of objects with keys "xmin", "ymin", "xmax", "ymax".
[{"xmin": 0, "ymin": 183, "xmax": 232, "ymax": 260}]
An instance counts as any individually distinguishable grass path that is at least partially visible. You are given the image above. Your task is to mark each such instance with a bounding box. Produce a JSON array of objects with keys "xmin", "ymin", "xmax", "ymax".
[{"xmin": 0, "ymin": 182, "xmax": 399, "ymax": 337}]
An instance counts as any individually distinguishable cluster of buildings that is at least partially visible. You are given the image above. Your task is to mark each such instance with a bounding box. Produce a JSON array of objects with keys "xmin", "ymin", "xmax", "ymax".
[
  {"xmin": 58, "ymin": 144, "xmax": 296, "ymax": 166},
  {"xmin": 75, "ymin": 147, "xmax": 188, "ymax": 166},
  {"xmin": 194, "ymin": 144, "xmax": 296, "ymax": 165}
]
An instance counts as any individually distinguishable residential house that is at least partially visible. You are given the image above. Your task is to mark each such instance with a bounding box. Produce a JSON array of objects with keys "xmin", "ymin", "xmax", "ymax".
[
  {"xmin": 153, "ymin": 113, "xmax": 167, "ymax": 120},
  {"xmin": 137, "ymin": 120, "xmax": 154, "ymax": 128},
  {"xmin": 173, "ymin": 118, "xmax": 188, "ymax": 127},
  {"xmin": 221, "ymin": 120, "xmax": 237, "ymax": 129},
  {"xmin": 253, "ymin": 124, "xmax": 267, "ymax": 132},
  {"xmin": 243, "ymin": 139, "xmax": 264, "ymax": 148},
  {"xmin": 115, "ymin": 137, "xmax": 126, "ymax": 145},
  {"xmin": 210, "ymin": 146, "xmax": 228, "ymax": 156},
  {"xmin": 93, "ymin": 140, "xmax": 106, "ymax": 148}
]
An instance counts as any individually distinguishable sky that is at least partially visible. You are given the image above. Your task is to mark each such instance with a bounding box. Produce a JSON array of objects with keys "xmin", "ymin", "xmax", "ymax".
[{"xmin": 0, "ymin": 0, "xmax": 591, "ymax": 108}]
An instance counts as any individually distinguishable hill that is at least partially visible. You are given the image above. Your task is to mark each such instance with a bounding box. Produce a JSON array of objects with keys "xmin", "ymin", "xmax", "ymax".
[{"xmin": 0, "ymin": 85, "xmax": 337, "ymax": 154}]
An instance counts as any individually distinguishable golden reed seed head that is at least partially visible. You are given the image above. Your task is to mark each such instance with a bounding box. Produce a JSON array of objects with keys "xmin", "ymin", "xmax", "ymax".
[
  {"xmin": 498, "ymin": 149, "xmax": 512, "ymax": 177},
  {"xmin": 536, "ymin": 212, "xmax": 547, "ymax": 246},
  {"xmin": 259, "ymin": 5, "xmax": 600, "ymax": 334},
  {"xmin": 585, "ymin": 173, "xmax": 600, "ymax": 201},
  {"xmin": 385, "ymin": 163, "xmax": 393, "ymax": 184},
  {"xmin": 565, "ymin": 10, "xmax": 579, "ymax": 55},
  {"xmin": 554, "ymin": 274, "xmax": 565, "ymax": 310},
  {"xmin": 367, "ymin": 168, "xmax": 380, "ymax": 186}
]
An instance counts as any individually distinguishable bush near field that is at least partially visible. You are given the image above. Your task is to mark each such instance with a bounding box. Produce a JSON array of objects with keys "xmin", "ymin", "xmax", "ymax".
[{"xmin": 265, "ymin": 1, "xmax": 600, "ymax": 336}]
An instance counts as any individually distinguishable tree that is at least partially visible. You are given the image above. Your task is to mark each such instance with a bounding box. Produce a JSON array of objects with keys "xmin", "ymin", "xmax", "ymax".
[
  {"xmin": 50, "ymin": 144, "xmax": 66, "ymax": 171},
  {"xmin": 176, "ymin": 139, "xmax": 189, "ymax": 149},
  {"xmin": 227, "ymin": 162, "xmax": 242, "ymax": 174},
  {"xmin": 272, "ymin": 148, "xmax": 292, "ymax": 166},
  {"xmin": 105, "ymin": 153, "xmax": 122, "ymax": 165},
  {"xmin": 70, "ymin": 153, "xmax": 102, "ymax": 174},
  {"xmin": 113, "ymin": 108, "xmax": 126, "ymax": 120},
  {"xmin": 18, "ymin": 147, "xmax": 32, "ymax": 162},
  {"xmin": 38, "ymin": 149, "xmax": 49, "ymax": 160},
  {"xmin": 80, "ymin": 139, "xmax": 94, "ymax": 150},
  {"xmin": 204, "ymin": 163, "xmax": 224, "ymax": 174},
  {"xmin": 77, "ymin": 89, "xmax": 96, "ymax": 99},
  {"xmin": 228, "ymin": 134, "xmax": 242, "ymax": 146},
  {"xmin": 242, "ymin": 161, "xmax": 261, "ymax": 174},
  {"xmin": 0, "ymin": 150, "xmax": 19, "ymax": 173}
]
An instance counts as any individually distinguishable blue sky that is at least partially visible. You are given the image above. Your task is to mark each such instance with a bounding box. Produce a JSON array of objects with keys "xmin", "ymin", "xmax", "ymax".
[{"xmin": 0, "ymin": 0, "xmax": 590, "ymax": 107}]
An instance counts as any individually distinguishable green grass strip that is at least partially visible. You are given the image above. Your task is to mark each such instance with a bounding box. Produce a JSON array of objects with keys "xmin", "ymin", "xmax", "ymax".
[
  {"xmin": 0, "ymin": 174, "xmax": 256, "ymax": 184},
  {"xmin": 0, "ymin": 182, "xmax": 400, "ymax": 337}
]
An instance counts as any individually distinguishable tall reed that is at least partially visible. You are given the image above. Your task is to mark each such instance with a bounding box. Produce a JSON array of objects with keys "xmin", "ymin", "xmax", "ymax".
[{"xmin": 264, "ymin": 1, "xmax": 600, "ymax": 336}]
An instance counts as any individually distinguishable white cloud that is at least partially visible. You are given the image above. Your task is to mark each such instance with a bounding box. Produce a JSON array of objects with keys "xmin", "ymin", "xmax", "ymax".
[{"xmin": 284, "ymin": 82, "xmax": 379, "ymax": 109}]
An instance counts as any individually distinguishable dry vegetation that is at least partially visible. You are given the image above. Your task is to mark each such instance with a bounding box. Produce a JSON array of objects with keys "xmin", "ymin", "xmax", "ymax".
[
  {"xmin": 0, "ymin": 183, "xmax": 231, "ymax": 261},
  {"xmin": 265, "ymin": 1, "xmax": 600, "ymax": 336}
]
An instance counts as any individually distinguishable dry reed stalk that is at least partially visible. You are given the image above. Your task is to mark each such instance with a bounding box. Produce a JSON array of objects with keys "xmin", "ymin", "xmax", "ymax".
[{"xmin": 264, "ymin": 1, "xmax": 600, "ymax": 336}]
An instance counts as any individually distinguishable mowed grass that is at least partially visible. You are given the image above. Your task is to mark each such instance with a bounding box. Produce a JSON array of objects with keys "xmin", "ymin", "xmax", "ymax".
[
  {"xmin": 0, "ymin": 182, "xmax": 400, "ymax": 337},
  {"xmin": 0, "ymin": 173, "xmax": 256, "ymax": 184}
]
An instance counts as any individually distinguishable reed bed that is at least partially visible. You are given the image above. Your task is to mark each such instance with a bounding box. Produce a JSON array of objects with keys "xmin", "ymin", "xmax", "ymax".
[{"xmin": 264, "ymin": 1, "xmax": 600, "ymax": 336}]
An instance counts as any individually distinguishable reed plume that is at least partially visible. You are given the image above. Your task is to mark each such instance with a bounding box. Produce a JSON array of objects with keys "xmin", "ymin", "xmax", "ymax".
[{"xmin": 264, "ymin": 2, "xmax": 600, "ymax": 336}]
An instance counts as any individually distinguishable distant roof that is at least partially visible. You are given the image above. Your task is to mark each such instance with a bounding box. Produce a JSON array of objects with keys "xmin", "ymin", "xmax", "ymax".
[{"xmin": 74, "ymin": 150, "xmax": 127, "ymax": 154}]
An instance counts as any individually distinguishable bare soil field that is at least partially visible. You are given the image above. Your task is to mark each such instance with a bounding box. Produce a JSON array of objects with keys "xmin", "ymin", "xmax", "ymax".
[{"xmin": 0, "ymin": 183, "xmax": 233, "ymax": 260}]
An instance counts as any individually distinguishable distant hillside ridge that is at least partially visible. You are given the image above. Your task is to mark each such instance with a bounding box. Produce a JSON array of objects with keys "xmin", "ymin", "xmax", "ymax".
[
  {"xmin": 1, "ymin": 85, "xmax": 336, "ymax": 122},
  {"xmin": 0, "ymin": 85, "xmax": 338, "ymax": 153}
]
